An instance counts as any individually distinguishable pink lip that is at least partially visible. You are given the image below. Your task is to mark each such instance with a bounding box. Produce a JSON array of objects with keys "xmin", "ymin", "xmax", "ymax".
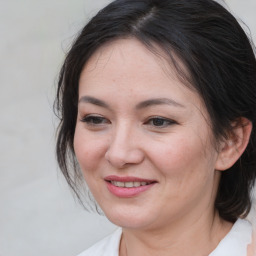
[
  {"xmin": 104, "ymin": 175, "xmax": 156, "ymax": 183},
  {"xmin": 104, "ymin": 175, "xmax": 157, "ymax": 198}
]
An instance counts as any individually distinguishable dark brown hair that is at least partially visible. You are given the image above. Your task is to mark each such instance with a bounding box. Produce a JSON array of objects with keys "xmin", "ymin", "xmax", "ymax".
[{"xmin": 55, "ymin": 0, "xmax": 256, "ymax": 222}]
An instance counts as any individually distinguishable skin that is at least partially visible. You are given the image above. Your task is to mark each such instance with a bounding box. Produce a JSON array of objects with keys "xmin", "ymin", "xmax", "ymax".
[
  {"xmin": 74, "ymin": 38, "xmax": 235, "ymax": 256},
  {"xmin": 247, "ymin": 231, "xmax": 256, "ymax": 256}
]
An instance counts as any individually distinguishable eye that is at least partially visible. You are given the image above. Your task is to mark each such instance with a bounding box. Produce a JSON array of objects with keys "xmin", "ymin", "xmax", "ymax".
[
  {"xmin": 80, "ymin": 115, "xmax": 110, "ymax": 126},
  {"xmin": 145, "ymin": 116, "xmax": 176, "ymax": 128}
]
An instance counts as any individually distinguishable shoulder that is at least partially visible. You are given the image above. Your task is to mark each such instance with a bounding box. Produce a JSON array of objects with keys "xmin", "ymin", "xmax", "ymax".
[
  {"xmin": 210, "ymin": 219, "xmax": 253, "ymax": 256},
  {"xmin": 77, "ymin": 228, "xmax": 122, "ymax": 256}
]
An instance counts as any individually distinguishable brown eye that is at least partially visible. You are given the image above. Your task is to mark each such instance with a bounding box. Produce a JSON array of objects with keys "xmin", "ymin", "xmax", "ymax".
[
  {"xmin": 146, "ymin": 117, "xmax": 176, "ymax": 128},
  {"xmin": 81, "ymin": 115, "xmax": 109, "ymax": 125}
]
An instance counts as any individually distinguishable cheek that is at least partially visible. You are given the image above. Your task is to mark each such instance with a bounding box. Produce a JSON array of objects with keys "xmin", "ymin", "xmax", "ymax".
[
  {"xmin": 73, "ymin": 126, "xmax": 107, "ymax": 175},
  {"xmin": 149, "ymin": 134, "xmax": 215, "ymax": 183},
  {"xmin": 150, "ymin": 137, "xmax": 195, "ymax": 170},
  {"xmin": 149, "ymin": 135, "xmax": 218, "ymax": 211}
]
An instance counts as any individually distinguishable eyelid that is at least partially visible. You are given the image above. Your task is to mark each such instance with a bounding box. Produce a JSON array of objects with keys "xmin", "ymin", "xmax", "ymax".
[
  {"xmin": 80, "ymin": 114, "xmax": 110, "ymax": 125},
  {"xmin": 144, "ymin": 116, "xmax": 177, "ymax": 127}
]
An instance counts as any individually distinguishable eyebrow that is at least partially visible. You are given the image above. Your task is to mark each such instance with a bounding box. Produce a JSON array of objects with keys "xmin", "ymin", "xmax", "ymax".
[
  {"xmin": 136, "ymin": 98, "xmax": 185, "ymax": 109},
  {"xmin": 78, "ymin": 96, "xmax": 185, "ymax": 109},
  {"xmin": 78, "ymin": 96, "xmax": 110, "ymax": 109}
]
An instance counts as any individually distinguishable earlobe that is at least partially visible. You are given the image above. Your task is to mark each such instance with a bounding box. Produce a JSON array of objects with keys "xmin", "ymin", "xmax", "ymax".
[{"xmin": 215, "ymin": 118, "xmax": 252, "ymax": 171}]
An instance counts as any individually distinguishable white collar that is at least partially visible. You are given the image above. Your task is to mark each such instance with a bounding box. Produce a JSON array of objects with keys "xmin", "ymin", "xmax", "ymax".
[{"xmin": 209, "ymin": 219, "xmax": 252, "ymax": 256}]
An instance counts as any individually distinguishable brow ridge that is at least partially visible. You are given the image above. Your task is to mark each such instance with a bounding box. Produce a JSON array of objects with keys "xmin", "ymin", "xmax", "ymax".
[
  {"xmin": 78, "ymin": 96, "xmax": 185, "ymax": 110},
  {"xmin": 78, "ymin": 96, "xmax": 109, "ymax": 108},
  {"xmin": 136, "ymin": 98, "xmax": 185, "ymax": 109}
]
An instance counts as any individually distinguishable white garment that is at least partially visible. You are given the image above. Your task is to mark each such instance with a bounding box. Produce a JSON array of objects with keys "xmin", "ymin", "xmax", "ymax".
[{"xmin": 77, "ymin": 219, "xmax": 252, "ymax": 256}]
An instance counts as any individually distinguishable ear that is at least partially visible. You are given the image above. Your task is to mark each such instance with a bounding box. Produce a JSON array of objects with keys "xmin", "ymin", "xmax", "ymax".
[{"xmin": 215, "ymin": 117, "xmax": 252, "ymax": 171}]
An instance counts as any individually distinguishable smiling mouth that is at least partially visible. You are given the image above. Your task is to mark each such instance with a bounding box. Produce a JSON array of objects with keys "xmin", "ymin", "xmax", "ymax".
[
  {"xmin": 104, "ymin": 176, "xmax": 157, "ymax": 197},
  {"xmin": 105, "ymin": 175, "xmax": 157, "ymax": 188},
  {"xmin": 109, "ymin": 181, "xmax": 154, "ymax": 188}
]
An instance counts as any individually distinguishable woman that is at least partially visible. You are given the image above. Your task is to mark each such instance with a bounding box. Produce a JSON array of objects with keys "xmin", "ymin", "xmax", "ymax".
[{"xmin": 55, "ymin": 0, "xmax": 256, "ymax": 255}]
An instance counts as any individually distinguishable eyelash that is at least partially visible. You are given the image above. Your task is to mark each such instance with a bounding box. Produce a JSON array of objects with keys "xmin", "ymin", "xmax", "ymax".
[
  {"xmin": 80, "ymin": 115, "xmax": 109, "ymax": 126},
  {"xmin": 144, "ymin": 116, "xmax": 176, "ymax": 128},
  {"xmin": 80, "ymin": 115, "xmax": 176, "ymax": 129}
]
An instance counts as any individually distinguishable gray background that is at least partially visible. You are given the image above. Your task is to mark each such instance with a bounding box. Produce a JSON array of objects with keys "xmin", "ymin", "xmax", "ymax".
[{"xmin": 0, "ymin": 1, "xmax": 255, "ymax": 256}]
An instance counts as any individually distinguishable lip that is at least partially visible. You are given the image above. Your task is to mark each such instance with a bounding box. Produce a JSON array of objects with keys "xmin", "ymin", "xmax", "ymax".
[
  {"xmin": 104, "ymin": 175, "xmax": 157, "ymax": 198},
  {"xmin": 104, "ymin": 175, "xmax": 156, "ymax": 183}
]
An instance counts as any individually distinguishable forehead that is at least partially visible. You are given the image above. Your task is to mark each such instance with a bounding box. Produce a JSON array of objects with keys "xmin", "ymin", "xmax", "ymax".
[
  {"xmin": 79, "ymin": 38, "xmax": 203, "ymax": 109},
  {"xmin": 81, "ymin": 38, "xmax": 175, "ymax": 80}
]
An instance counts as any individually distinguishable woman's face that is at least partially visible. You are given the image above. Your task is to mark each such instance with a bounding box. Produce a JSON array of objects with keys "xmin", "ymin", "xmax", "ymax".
[{"xmin": 74, "ymin": 38, "xmax": 222, "ymax": 231}]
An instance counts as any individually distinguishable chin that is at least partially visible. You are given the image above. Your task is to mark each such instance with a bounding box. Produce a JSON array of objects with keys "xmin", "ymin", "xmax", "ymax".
[{"xmin": 102, "ymin": 206, "xmax": 159, "ymax": 230}]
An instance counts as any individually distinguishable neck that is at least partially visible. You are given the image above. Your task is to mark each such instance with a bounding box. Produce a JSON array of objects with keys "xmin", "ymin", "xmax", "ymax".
[{"xmin": 120, "ymin": 211, "xmax": 233, "ymax": 256}]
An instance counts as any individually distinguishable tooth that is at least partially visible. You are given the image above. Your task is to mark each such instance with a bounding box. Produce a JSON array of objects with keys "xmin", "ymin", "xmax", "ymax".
[
  {"xmin": 110, "ymin": 180, "xmax": 151, "ymax": 188},
  {"xmin": 133, "ymin": 182, "xmax": 140, "ymax": 187},
  {"xmin": 116, "ymin": 181, "xmax": 124, "ymax": 187},
  {"xmin": 124, "ymin": 182, "xmax": 133, "ymax": 188}
]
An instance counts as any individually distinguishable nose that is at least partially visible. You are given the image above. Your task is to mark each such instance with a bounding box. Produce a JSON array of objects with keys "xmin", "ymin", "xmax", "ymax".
[{"xmin": 105, "ymin": 124, "xmax": 144, "ymax": 169}]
